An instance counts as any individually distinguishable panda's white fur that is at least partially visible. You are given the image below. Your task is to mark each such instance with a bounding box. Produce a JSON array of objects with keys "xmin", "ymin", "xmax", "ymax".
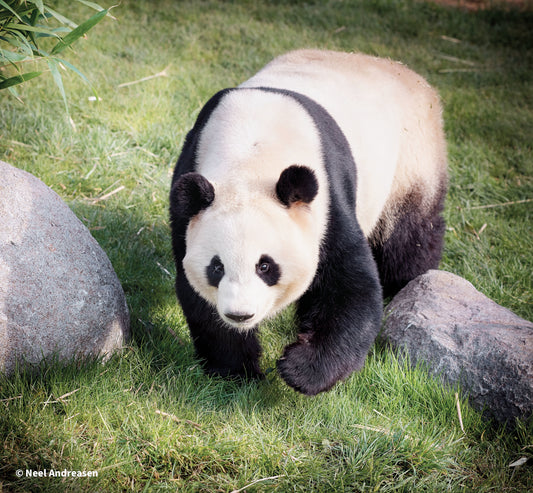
[{"xmin": 170, "ymin": 49, "xmax": 448, "ymax": 394}]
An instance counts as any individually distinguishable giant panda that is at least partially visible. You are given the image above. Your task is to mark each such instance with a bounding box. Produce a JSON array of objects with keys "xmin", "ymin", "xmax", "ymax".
[{"xmin": 169, "ymin": 49, "xmax": 448, "ymax": 396}]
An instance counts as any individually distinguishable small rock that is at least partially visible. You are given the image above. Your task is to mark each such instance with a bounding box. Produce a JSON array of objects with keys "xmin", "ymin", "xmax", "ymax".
[
  {"xmin": 381, "ymin": 270, "xmax": 533, "ymax": 423},
  {"xmin": 0, "ymin": 161, "xmax": 130, "ymax": 375}
]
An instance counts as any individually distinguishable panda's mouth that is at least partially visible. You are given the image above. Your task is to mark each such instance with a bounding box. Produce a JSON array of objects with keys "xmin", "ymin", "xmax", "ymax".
[{"xmin": 221, "ymin": 312, "xmax": 259, "ymax": 331}]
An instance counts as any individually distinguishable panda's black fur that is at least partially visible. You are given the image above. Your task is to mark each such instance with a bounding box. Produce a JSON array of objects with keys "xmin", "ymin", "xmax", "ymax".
[{"xmin": 170, "ymin": 52, "xmax": 447, "ymax": 395}]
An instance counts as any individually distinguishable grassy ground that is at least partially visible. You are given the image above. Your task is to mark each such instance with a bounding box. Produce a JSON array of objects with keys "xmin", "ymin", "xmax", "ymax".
[{"xmin": 1, "ymin": 0, "xmax": 532, "ymax": 491}]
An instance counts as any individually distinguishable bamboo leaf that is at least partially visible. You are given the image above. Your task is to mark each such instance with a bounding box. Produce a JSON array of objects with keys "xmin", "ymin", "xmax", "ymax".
[
  {"xmin": 53, "ymin": 55, "xmax": 97, "ymax": 98},
  {"xmin": 0, "ymin": 48, "xmax": 28, "ymax": 63},
  {"xmin": 30, "ymin": 8, "xmax": 42, "ymax": 24},
  {"xmin": 50, "ymin": 8, "xmax": 107, "ymax": 55},
  {"xmin": 43, "ymin": 5, "xmax": 77, "ymax": 29},
  {"xmin": 7, "ymin": 84, "xmax": 23, "ymax": 102},
  {"xmin": 52, "ymin": 56, "xmax": 88, "ymax": 83},
  {"xmin": 51, "ymin": 27, "xmax": 72, "ymax": 34},
  {"xmin": 0, "ymin": 5, "xmax": 35, "ymax": 22},
  {"xmin": 0, "ymin": 0, "xmax": 24, "ymax": 22},
  {"xmin": 75, "ymin": 0, "xmax": 107, "ymax": 12},
  {"xmin": 47, "ymin": 58, "xmax": 68, "ymax": 114},
  {"xmin": 27, "ymin": 0, "xmax": 45, "ymax": 15},
  {"xmin": 4, "ymin": 22, "xmax": 59, "ymax": 38},
  {"xmin": 9, "ymin": 29, "xmax": 37, "ymax": 56},
  {"xmin": 27, "ymin": 6, "xmax": 42, "ymax": 48},
  {"xmin": 0, "ymin": 71, "xmax": 42, "ymax": 89}
]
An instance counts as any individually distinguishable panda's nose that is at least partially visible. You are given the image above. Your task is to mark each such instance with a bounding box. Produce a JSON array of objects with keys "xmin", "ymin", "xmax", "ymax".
[{"xmin": 225, "ymin": 312, "xmax": 254, "ymax": 323}]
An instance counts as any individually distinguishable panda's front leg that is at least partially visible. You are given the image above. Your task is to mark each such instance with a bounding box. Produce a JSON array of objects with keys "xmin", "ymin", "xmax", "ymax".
[
  {"xmin": 190, "ymin": 318, "xmax": 264, "ymax": 380},
  {"xmin": 277, "ymin": 237, "xmax": 383, "ymax": 395},
  {"xmin": 176, "ymin": 274, "xmax": 263, "ymax": 380}
]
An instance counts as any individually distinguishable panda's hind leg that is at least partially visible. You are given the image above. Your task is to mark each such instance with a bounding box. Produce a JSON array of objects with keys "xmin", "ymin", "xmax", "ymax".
[{"xmin": 370, "ymin": 187, "xmax": 446, "ymax": 298}]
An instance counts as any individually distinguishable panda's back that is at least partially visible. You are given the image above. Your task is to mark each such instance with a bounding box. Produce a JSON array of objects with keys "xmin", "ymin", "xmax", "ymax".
[{"xmin": 240, "ymin": 49, "xmax": 446, "ymax": 238}]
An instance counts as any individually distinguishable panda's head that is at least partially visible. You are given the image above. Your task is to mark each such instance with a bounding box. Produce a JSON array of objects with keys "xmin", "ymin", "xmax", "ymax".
[{"xmin": 172, "ymin": 165, "xmax": 322, "ymax": 330}]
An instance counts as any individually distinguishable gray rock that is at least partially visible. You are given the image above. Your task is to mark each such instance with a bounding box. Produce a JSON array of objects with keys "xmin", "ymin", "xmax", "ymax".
[
  {"xmin": 0, "ymin": 161, "xmax": 130, "ymax": 375},
  {"xmin": 381, "ymin": 270, "xmax": 533, "ymax": 423}
]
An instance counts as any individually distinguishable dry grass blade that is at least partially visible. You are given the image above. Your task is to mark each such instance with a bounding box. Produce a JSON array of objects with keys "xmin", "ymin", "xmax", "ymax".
[
  {"xmin": 42, "ymin": 388, "xmax": 80, "ymax": 406},
  {"xmin": 509, "ymin": 457, "xmax": 529, "ymax": 467},
  {"xmin": 155, "ymin": 409, "xmax": 206, "ymax": 433},
  {"xmin": 353, "ymin": 423, "xmax": 412, "ymax": 440},
  {"xmin": 469, "ymin": 198, "xmax": 533, "ymax": 210},
  {"xmin": 230, "ymin": 476, "xmax": 283, "ymax": 493},
  {"xmin": 90, "ymin": 185, "xmax": 125, "ymax": 203},
  {"xmin": 455, "ymin": 393, "xmax": 465, "ymax": 434},
  {"xmin": 0, "ymin": 395, "xmax": 23, "ymax": 403},
  {"xmin": 117, "ymin": 65, "xmax": 171, "ymax": 88}
]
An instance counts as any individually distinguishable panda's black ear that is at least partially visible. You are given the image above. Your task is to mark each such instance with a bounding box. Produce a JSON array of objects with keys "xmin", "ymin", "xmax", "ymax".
[
  {"xmin": 276, "ymin": 165, "xmax": 319, "ymax": 207},
  {"xmin": 170, "ymin": 172, "xmax": 215, "ymax": 219}
]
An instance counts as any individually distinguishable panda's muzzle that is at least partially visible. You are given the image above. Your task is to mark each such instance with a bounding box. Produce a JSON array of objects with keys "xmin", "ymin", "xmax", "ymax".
[{"xmin": 224, "ymin": 312, "xmax": 255, "ymax": 323}]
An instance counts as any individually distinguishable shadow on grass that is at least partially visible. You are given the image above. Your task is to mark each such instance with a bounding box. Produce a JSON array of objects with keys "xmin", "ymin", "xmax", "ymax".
[{"xmin": 69, "ymin": 200, "xmax": 197, "ymax": 366}]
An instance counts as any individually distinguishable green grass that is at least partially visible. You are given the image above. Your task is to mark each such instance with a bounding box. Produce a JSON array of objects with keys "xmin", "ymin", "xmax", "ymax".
[{"xmin": 1, "ymin": 0, "xmax": 532, "ymax": 491}]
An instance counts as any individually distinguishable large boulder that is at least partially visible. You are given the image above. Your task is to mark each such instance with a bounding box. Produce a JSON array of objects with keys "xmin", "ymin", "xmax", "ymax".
[
  {"xmin": 381, "ymin": 270, "xmax": 533, "ymax": 423},
  {"xmin": 0, "ymin": 161, "xmax": 130, "ymax": 375}
]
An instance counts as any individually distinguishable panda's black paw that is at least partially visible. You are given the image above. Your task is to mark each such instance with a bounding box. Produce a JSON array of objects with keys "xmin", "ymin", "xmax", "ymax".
[{"xmin": 277, "ymin": 336, "xmax": 338, "ymax": 396}]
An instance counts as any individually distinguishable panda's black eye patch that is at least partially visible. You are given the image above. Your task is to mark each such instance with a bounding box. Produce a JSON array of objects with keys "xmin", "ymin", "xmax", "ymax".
[
  {"xmin": 206, "ymin": 255, "xmax": 224, "ymax": 287},
  {"xmin": 256, "ymin": 255, "xmax": 281, "ymax": 286}
]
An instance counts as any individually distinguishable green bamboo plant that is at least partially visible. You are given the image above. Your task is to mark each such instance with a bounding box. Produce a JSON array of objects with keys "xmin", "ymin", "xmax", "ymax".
[{"xmin": 0, "ymin": 0, "xmax": 109, "ymax": 113}]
